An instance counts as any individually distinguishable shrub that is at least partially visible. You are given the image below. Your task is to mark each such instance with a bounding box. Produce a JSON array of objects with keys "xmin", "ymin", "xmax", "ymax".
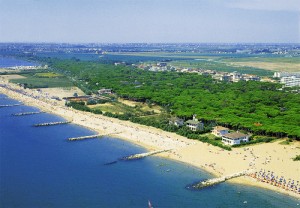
[
  {"xmin": 293, "ymin": 155, "xmax": 300, "ymax": 161},
  {"xmin": 66, "ymin": 101, "xmax": 91, "ymax": 112},
  {"xmin": 232, "ymin": 137, "xmax": 276, "ymax": 147},
  {"xmin": 91, "ymin": 109, "xmax": 102, "ymax": 114},
  {"xmin": 87, "ymin": 99, "xmax": 97, "ymax": 105}
]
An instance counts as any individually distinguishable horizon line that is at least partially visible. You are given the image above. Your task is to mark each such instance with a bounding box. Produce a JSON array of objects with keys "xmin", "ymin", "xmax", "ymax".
[{"xmin": 1, "ymin": 42, "xmax": 299, "ymax": 45}]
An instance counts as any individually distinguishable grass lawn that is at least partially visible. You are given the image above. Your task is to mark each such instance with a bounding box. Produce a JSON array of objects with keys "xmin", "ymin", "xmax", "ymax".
[
  {"xmin": 199, "ymin": 133, "xmax": 224, "ymax": 145},
  {"xmin": 170, "ymin": 60, "xmax": 273, "ymax": 76},
  {"xmin": 88, "ymin": 101, "xmax": 157, "ymax": 116},
  {"xmin": 279, "ymin": 138, "xmax": 294, "ymax": 145},
  {"xmin": 10, "ymin": 74, "xmax": 73, "ymax": 88},
  {"xmin": 118, "ymin": 98, "xmax": 162, "ymax": 113},
  {"xmin": 34, "ymin": 72, "xmax": 63, "ymax": 78},
  {"xmin": 200, "ymin": 133, "xmax": 219, "ymax": 140},
  {"xmin": 225, "ymin": 61, "xmax": 300, "ymax": 72}
]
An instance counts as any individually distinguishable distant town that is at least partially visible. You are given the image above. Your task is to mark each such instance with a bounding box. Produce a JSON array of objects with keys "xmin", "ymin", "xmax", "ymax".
[
  {"xmin": 1, "ymin": 42, "xmax": 299, "ymax": 55},
  {"xmin": 0, "ymin": 43, "xmax": 300, "ymax": 87},
  {"xmin": 137, "ymin": 62, "xmax": 262, "ymax": 82},
  {"xmin": 1, "ymin": 43, "xmax": 300, "ymax": 89}
]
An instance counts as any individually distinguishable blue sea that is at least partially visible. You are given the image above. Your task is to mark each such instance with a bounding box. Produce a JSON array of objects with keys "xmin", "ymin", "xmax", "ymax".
[
  {"xmin": 0, "ymin": 56, "xmax": 38, "ymax": 68},
  {"xmin": 0, "ymin": 95, "xmax": 299, "ymax": 208}
]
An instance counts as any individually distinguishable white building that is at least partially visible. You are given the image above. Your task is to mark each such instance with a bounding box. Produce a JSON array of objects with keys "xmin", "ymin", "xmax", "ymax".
[
  {"xmin": 186, "ymin": 115, "xmax": 204, "ymax": 131},
  {"xmin": 274, "ymin": 72, "xmax": 300, "ymax": 78},
  {"xmin": 98, "ymin": 88, "xmax": 112, "ymax": 94},
  {"xmin": 222, "ymin": 132, "xmax": 249, "ymax": 145},
  {"xmin": 280, "ymin": 76, "xmax": 300, "ymax": 87},
  {"xmin": 169, "ymin": 117, "xmax": 184, "ymax": 127},
  {"xmin": 243, "ymin": 75, "xmax": 260, "ymax": 81},
  {"xmin": 212, "ymin": 126, "xmax": 229, "ymax": 137},
  {"xmin": 230, "ymin": 71, "xmax": 243, "ymax": 82}
]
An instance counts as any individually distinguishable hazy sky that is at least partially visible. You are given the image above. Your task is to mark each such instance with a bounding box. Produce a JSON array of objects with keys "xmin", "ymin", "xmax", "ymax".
[{"xmin": 0, "ymin": 0, "xmax": 299, "ymax": 43}]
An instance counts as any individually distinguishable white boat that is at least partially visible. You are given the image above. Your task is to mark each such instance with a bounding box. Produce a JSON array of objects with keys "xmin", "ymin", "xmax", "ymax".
[{"xmin": 148, "ymin": 200, "xmax": 153, "ymax": 208}]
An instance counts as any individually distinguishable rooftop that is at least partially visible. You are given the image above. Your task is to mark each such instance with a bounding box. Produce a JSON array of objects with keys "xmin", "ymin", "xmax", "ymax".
[
  {"xmin": 170, "ymin": 117, "xmax": 184, "ymax": 122},
  {"xmin": 186, "ymin": 120, "xmax": 202, "ymax": 125},
  {"xmin": 213, "ymin": 126, "xmax": 229, "ymax": 131},
  {"xmin": 223, "ymin": 132, "xmax": 248, "ymax": 140}
]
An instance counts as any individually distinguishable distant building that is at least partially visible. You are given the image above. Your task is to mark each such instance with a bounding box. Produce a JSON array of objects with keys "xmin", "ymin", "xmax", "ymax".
[
  {"xmin": 230, "ymin": 72, "xmax": 243, "ymax": 82},
  {"xmin": 212, "ymin": 126, "xmax": 229, "ymax": 137},
  {"xmin": 220, "ymin": 75, "xmax": 231, "ymax": 82},
  {"xmin": 98, "ymin": 88, "xmax": 112, "ymax": 94},
  {"xmin": 280, "ymin": 76, "xmax": 300, "ymax": 87},
  {"xmin": 114, "ymin": 62, "xmax": 126, "ymax": 66},
  {"xmin": 64, "ymin": 95, "xmax": 92, "ymax": 102},
  {"xmin": 222, "ymin": 132, "xmax": 249, "ymax": 145},
  {"xmin": 134, "ymin": 80, "xmax": 141, "ymax": 85},
  {"xmin": 244, "ymin": 75, "xmax": 261, "ymax": 81},
  {"xmin": 157, "ymin": 62, "xmax": 167, "ymax": 67},
  {"xmin": 186, "ymin": 115, "xmax": 204, "ymax": 131},
  {"xmin": 169, "ymin": 117, "xmax": 184, "ymax": 127},
  {"xmin": 274, "ymin": 72, "xmax": 300, "ymax": 78},
  {"xmin": 51, "ymin": 96, "xmax": 61, "ymax": 101}
]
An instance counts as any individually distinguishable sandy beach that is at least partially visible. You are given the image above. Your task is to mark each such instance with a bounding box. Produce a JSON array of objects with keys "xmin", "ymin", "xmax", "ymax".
[{"xmin": 0, "ymin": 80, "xmax": 299, "ymax": 199}]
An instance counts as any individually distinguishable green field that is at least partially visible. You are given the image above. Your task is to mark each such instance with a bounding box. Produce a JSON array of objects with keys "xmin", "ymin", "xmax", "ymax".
[
  {"xmin": 110, "ymin": 52, "xmax": 300, "ymax": 75},
  {"xmin": 170, "ymin": 60, "xmax": 273, "ymax": 76},
  {"xmin": 34, "ymin": 72, "xmax": 63, "ymax": 78},
  {"xmin": 10, "ymin": 73, "xmax": 73, "ymax": 88},
  {"xmin": 89, "ymin": 101, "xmax": 157, "ymax": 117}
]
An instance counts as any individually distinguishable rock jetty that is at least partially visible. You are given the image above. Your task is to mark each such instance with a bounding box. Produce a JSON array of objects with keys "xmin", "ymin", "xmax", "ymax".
[
  {"xmin": 0, "ymin": 104, "xmax": 23, "ymax": 107},
  {"xmin": 12, "ymin": 111, "xmax": 44, "ymax": 116},
  {"xmin": 33, "ymin": 121, "xmax": 71, "ymax": 127},
  {"xmin": 189, "ymin": 170, "xmax": 255, "ymax": 189},
  {"xmin": 121, "ymin": 149, "xmax": 172, "ymax": 161}
]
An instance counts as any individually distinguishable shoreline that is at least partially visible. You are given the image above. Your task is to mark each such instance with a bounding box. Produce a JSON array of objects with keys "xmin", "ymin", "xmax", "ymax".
[{"xmin": 0, "ymin": 83, "xmax": 299, "ymax": 199}]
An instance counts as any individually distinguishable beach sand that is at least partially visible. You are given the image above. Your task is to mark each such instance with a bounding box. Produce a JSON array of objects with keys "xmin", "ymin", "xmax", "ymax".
[{"xmin": 0, "ymin": 80, "xmax": 299, "ymax": 199}]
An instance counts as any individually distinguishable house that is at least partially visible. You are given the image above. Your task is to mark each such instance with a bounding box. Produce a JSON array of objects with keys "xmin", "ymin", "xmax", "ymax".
[
  {"xmin": 230, "ymin": 71, "xmax": 243, "ymax": 82},
  {"xmin": 51, "ymin": 96, "xmax": 61, "ymax": 101},
  {"xmin": 98, "ymin": 88, "xmax": 112, "ymax": 95},
  {"xmin": 169, "ymin": 117, "xmax": 184, "ymax": 127},
  {"xmin": 212, "ymin": 126, "xmax": 229, "ymax": 137},
  {"xmin": 280, "ymin": 76, "xmax": 300, "ymax": 87},
  {"xmin": 220, "ymin": 75, "xmax": 231, "ymax": 82},
  {"xmin": 186, "ymin": 115, "xmax": 204, "ymax": 131},
  {"xmin": 157, "ymin": 62, "xmax": 167, "ymax": 67},
  {"xmin": 222, "ymin": 132, "xmax": 249, "ymax": 146},
  {"xmin": 114, "ymin": 62, "xmax": 126, "ymax": 66},
  {"xmin": 63, "ymin": 95, "xmax": 92, "ymax": 102},
  {"xmin": 274, "ymin": 72, "xmax": 300, "ymax": 78},
  {"xmin": 244, "ymin": 75, "xmax": 260, "ymax": 81}
]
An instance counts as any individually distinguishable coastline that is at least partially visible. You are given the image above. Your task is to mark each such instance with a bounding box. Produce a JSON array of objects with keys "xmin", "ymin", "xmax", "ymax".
[{"xmin": 0, "ymin": 82, "xmax": 299, "ymax": 199}]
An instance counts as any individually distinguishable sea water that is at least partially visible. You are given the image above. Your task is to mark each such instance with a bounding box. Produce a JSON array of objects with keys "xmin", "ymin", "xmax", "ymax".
[
  {"xmin": 0, "ymin": 95, "xmax": 299, "ymax": 208},
  {"xmin": 0, "ymin": 57, "xmax": 38, "ymax": 68}
]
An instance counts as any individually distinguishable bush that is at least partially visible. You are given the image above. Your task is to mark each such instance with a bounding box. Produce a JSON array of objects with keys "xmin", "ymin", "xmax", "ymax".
[
  {"xmin": 293, "ymin": 155, "xmax": 300, "ymax": 161},
  {"xmin": 265, "ymin": 138, "xmax": 273, "ymax": 143},
  {"xmin": 66, "ymin": 101, "xmax": 91, "ymax": 112},
  {"xmin": 87, "ymin": 99, "xmax": 97, "ymax": 105},
  {"xmin": 91, "ymin": 109, "xmax": 102, "ymax": 114},
  {"xmin": 232, "ymin": 136, "xmax": 276, "ymax": 147},
  {"xmin": 97, "ymin": 99, "xmax": 109, "ymax": 104}
]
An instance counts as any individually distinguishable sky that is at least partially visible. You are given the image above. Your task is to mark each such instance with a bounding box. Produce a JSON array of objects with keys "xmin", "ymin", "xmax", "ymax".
[{"xmin": 0, "ymin": 0, "xmax": 299, "ymax": 43}]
